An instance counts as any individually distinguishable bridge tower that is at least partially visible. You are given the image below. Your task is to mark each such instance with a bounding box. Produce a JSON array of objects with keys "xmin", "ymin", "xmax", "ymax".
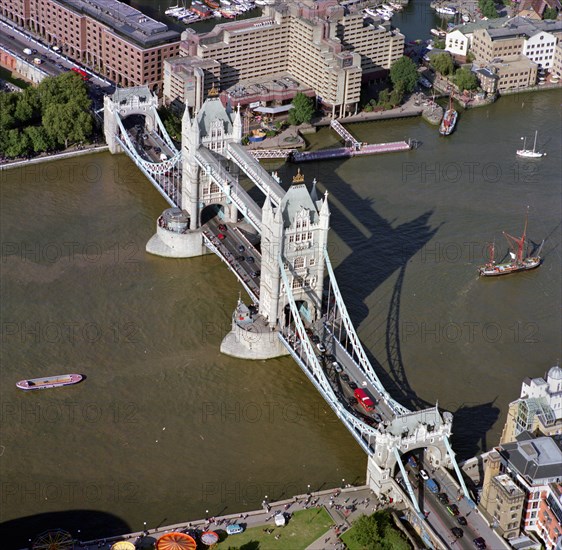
[
  {"xmin": 103, "ymin": 86, "xmax": 158, "ymax": 155},
  {"xmin": 221, "ymin": 177, "xmax": 330, "ymax": 359},
  {"xmin": 366, "ymin": 408, "xmax": 454, "ymax": 499},
  {"xmin": 146, "ymin": 93, "xmax": 243, "ymax": 257}
]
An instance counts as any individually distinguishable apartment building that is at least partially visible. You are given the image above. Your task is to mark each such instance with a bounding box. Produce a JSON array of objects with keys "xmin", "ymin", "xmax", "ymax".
[
  {"xmin": 2, "ymin": 0, "xmax": 181, "ymax": 91},
  {"xmin": 470, "ymin": 17, "xmax": 562, "ymax": 64},
  {"xmin": 552, "ymin": 43, "xmax": 562, "ymax": 77},
  {"xmin": 164, "ymin": 0, "xmax": 404, "ymax": 116},
  {"xmin": 483, "ymin": 433, "xmax": 562, "ymax": 544},
  {"xmin": 534, "ymin": 483, "xmax": 562, "ymax": 550},
  {"xmin": 481, "ymin": 469, "xmax": 525, "ymax": 539}
]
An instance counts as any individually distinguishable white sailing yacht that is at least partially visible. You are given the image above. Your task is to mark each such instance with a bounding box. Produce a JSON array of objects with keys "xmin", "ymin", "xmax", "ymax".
[{"xmin": 517, "ymin": 130, "xmax": 545, "ymax": 158}]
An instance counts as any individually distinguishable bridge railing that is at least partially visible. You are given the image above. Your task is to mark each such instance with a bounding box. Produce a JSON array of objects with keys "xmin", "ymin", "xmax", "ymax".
[
  {"xmin": 278, "ymin": 256, "xmax": 382, "ymax": 454},
  {"xmin": 323, "ymin": 248, "xmax": 410, "ymax": 417}
]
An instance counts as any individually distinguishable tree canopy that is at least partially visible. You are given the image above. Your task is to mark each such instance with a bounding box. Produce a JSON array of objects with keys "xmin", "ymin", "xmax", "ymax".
[
  {"xmin": 288, "ymin": 92, "xmax": 315, "ymax": 125},
  {"xmin": 0, "ymin": 72, "xmax": 93, "ymax": 159},
  {"xmin": 390, "ymin": 56, "xmax": 419, "ymax": 94},
  {"xmin": 348, "ymin": 511, "xmax": 410, "ymax": 550},
  {"xmin": 478, "ymin": 0, "xmax": 498, "ymax": 18},
  {"xmin": 431, "ymin": 53, "xmax": 454, "ymax": 76},
  {"xmin": 454, "ymin": 67, "xmax": 479, "ymax": 91}
]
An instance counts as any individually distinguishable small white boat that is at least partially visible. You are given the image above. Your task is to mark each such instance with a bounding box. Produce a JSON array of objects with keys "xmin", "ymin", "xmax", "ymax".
[
  {"xmin": 517, "ymin": 131, "xmax": 545, "ymax": 158},
  {"xmin": 17, "ymin": 374, "xmax": 83, "ymax": 390},
  {"xmin": 435, "ymin": 5, "xmax": 456, "ymax": 16}
]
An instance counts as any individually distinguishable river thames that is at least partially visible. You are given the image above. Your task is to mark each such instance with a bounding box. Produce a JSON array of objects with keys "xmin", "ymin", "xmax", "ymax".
[{"xmin": 1, "ymin": 7, "xmax": 561, "ymax": 550}]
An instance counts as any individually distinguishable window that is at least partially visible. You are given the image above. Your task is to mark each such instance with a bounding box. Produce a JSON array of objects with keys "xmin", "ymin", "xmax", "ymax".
[{"xmin": 294, "ymin": 257, "xmax": 304, "ymax": 269}]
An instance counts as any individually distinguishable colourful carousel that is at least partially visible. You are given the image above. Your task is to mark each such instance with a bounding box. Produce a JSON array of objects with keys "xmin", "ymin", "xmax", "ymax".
[{"xmin": 156, "ymin": 532, "xmax": 197, "ymax": 550}]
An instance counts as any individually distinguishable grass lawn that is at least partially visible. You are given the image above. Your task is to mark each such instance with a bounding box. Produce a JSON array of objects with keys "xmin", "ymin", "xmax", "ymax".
[
  {"xmin": 0, "ymin": 66, "xmax": 30, "ymax": 89},
  {"xmin": 215, "ymin": 508, "xmax": 334, "ymax": 550}
]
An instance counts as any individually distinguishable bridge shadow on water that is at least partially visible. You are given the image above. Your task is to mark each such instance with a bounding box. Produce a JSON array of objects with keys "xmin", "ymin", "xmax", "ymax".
[
  {"xmin": 284, "ymin": 158, "xmax": 499, "ymax": 458},
  {"xmin": 0, "ymin": 510, "xmax": 131, "ymax": 550}
]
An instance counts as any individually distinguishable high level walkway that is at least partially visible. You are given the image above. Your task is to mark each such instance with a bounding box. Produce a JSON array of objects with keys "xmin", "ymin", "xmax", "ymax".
[{"xmin": 228, "ymin": 142, "xmax": 285, "ymax": 206}]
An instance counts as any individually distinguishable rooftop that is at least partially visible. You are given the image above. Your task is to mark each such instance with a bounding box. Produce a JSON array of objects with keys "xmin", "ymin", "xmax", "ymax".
[
  {"xmin": 500, "ymin": 432, "xmax": 562, "ymax": 484},
  {"xmin": 280, "ymin": 184, "xmax": 319, "ymax": 227},
  {"xmin": 57, "ymin": 0, "xmax": 180, "ymax": 47}
]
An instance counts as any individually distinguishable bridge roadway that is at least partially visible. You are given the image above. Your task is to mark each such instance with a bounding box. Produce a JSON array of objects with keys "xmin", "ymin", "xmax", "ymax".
[
  {"xmin": 202, "ymin": 218, "xmax": 262, "ymax": 302},
  {"xmin": 228, "ymin": 143, "xmax": 285, "ymax": 206}
]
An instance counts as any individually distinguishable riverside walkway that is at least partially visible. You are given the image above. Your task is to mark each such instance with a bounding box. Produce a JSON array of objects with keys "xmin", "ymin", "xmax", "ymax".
[{"xmin": 72, "ymin": 486, "xmax": 379, "ymax": 550}]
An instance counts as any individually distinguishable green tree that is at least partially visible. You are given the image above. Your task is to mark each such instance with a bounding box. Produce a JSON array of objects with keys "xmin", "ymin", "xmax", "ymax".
[
  {"xmin": 351, "ymin": 511, "xmax": 409, "ymax": 550},
  {"xmin": 43, "ymin": 102, "xmax": 93, "ymax": 148},
  {"xmin": 454, "ymin": 67, "xmax": 479, "ymax": 91},
  {"xmin": 479, "ymin": 0, "xmax": 498, "ymax": 18},
  {"xmin": 390, "ymin": 56, "xmax": 419, "ymax": 93},
  {"xmin": 3, "ymin": 129, "xmax": 32, "ymax": 158},
  {"xmin": 288, "ymin": 92, "xmax": 315, "ymax": 125},
  {"xmin": 543, "ymin": 7, "xmax": 558, "ymax": 19},
  {"xmin": 431, "ymin": 53, "xmax": 454, "ymax": 76},
  {"xmin": 389, "ymin": 80, "xmax": 405, "ymax": 107},
  {"xmin": 25, "ymin": 126, "xmax": 52, "ymax": 153}
]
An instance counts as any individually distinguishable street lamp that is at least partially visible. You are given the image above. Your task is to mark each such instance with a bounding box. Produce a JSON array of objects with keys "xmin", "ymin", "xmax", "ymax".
[
  {"xmin": 307, "ymin": 484, "xmax": 311, "ymax": 496},
  {"xmin": 206, "ymin": 509, "xmax": 209, "ymax": 521},
  {"xmin": 342, "ymin": 478, "xmax": 345, "ymax": 489}
]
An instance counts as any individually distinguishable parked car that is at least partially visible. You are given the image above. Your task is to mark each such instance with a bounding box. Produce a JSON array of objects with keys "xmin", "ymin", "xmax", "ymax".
[
  {"xmin": 457, "ymin": 516, "xmax": 467, "ymax": 526},
  {"xmin": 473, "ymin": 537, "xmax": 486, "ymax": 549},
  {"xmin": 419, "ymin": 469, "xmax": 429, "ymax": 481},
  {"xmin": 451, "ymin": 527, "xmax": 463, "ymax": 538},
  {"xmin": 226, "ymin": 524, "xmax": 244, "ymax": 535}
]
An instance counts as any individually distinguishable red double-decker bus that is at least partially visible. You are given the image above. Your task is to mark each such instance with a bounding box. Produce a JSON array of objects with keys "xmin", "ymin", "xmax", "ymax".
[
  {"xmin": 71, "ymin": 67, "xmax": 89, "ymax": 81},
  {"xmin": 354, "ymin": 388, "xmax": 375, "ymax": 413}
]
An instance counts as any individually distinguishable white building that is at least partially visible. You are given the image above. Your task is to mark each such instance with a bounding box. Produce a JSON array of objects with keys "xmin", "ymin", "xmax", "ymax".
[
  {"xmin": 501, "ymin": 366, "xmax": 562, "ymax": 444},
  {"xmin": 523, "ymin": 31, "xmax": 558, "ymax": 69},
  {"xmin": 445, "ymin": 29, "xmax": 470, "ymax": 57}
]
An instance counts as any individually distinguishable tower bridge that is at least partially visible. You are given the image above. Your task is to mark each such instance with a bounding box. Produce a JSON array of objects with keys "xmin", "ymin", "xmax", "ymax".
[{"xmin": 104, "ymin": 86, "xmax": 473, "ymax": 548}]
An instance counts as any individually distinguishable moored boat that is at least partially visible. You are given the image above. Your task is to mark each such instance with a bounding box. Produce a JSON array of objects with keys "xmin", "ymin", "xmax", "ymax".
[
  {"xmin": 439, "ymin": 95, "xmax": 457, "ymax": 136},
  {"xmin": 16, "ymin": 374, "xmax": 83, "ymax": 391},
  {"xmin": 435, "ymin": 5, "xmax": 456, "ymax": 15},
  {"xmin": 478, "ymin": 208, "xmax": 544, "ymax": 277}
]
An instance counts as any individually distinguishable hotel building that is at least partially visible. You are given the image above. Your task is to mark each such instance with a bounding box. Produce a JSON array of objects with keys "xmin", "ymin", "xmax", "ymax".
[{"xmin": 164, "ymin": 0, "xmax": 404, "ymax": 116}]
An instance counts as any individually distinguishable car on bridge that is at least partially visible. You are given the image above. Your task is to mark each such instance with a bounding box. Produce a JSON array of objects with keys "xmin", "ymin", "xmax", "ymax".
[
  {"xmin": 354, "ymin": 388, "xmax": 375, "ymax": 413},
  {"xmin": 373, "ymin": 412, "xmax": 383, "ymax": 423},
  {"xmin": 451, "ymin": 527, "xmax": 463, "ymax": 538},
  {"xmin": 332, "ymin": 361, "xmax": 343, "ymax": 373},
  {"xmin": 446, "ymin": 504, "xmax": 460, "ymax": 516},
  {"xmin": 340, "ymin": 373, "xmax": 350, "ymax": 383},
  {"xmin": 238, "ymin": 245, "xmax": 245, "ymax": 253},
  {"xmin": 217, "ymin": 233, "xmax": 226, "ymax": 240},
  {"xmin": 246, "ymin": 256, "xmax": 255, "ymax": 263},
  {"xmin": 218, "ymin": 224, "xmax": 227, "ymax": 231},
  {"xmin": 348, "ymin": 381, "xmax": 357, "ymax": 390},
  {"xmin": 251, "ymin": 270, "xmax": 260, "ymax": 278},
  {"xmin": 473, "ymin": 537, "xmax": 486, "ymax": 549},
  {"xmin": 437, "ymin": 492, "xmax": 449, "ymax": 505},
  {"xmin": 316, "ymin": 342, "xmax": 326, "ymax": 353},
  {"xmin": 419, "ymin": 469, "xmax": 429, "ymax": 481},
  {"xmin": 457, "ymin": 516, "xmax": 467, "ymax": 526}
]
